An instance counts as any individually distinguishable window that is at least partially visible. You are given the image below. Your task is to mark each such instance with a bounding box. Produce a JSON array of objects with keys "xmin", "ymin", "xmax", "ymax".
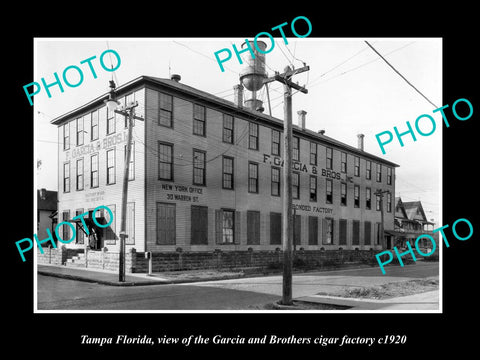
[
  {"xmin": 63, "ymin": 122, "xmax": 70, "ymax": 150},
  {"xmin": 323, "ymin": 218, "xmax": 333, "ymax": 245},
  {"xmin": 270, "ymin": 212, "xmax": 282, "ymax": 244},
  {"xmin": 106, "ymin": 149, "xmax": 115, "ymax": 185},
  {"xmin": 310, "ymin": 142, "xmax": 317, "ymax": 165},
  {"xmin": 271, "ymin": 167, "xmax": 280, "ymax": 196},
  {"xmin": 339, "ymin": 219, "xmax": 347, "ymax": 245},
  {"xmin": 222, "ymin": 210, "xmax": 235, "ymax": 243},
  {"xmin": 193, "ymin": 104, "xmax": 206, "ymax": 136},
  {"xmin": 104, "ymin": 204, "xmax": 116, "ymax": 244},
  {"xmin": 376, "ymin": 163, "xmax": 382, "ymax": 182},
  {"xmin": 354, "ymin": 156, "xmax": 360, "ymax": 177},
  {"xmin": 341, "ymin": 182, "xmax": 347, "ymax": 206},
  {"xmin": 61, "ymin": 210, "xmax": 70, "ymax": 242},
  {"xmin": 292, "ymin": 172, "xmax": 300, "ymax": 199},
  {"xmin": 249, "ymin": 122, "xmax": 259, "ymax": 150},
  {"xmin": 90, "ymin": 154, "xmax": 98, "ymax": 188},
  {"xmin": 366, "ymin": 187, "xmax": 371, "ymax": 209},
  {"xmin": 293, "ymin": 136, "xmax": 300, "ymax": 161},
  {"xmin": 376, "ymin": 190, "xmax": 381, "ymax": 211},
  {"xmin": 76, "ymin": 158, "xmax": 84, "ymax": 191},
  {"xmin": 124, "ymin": 143, "xmax": 135, "ymax": 181},
  {"xmin": 156, "ymin": 203, "xmax": 176, "ymax": 245},
  {"xmin": 364, "ymin": 221, "xmax": 372, "ymax": 245},
  {"xmin": 76, "ymin": 117, "xmax": 84, "ymax": 146},
  {"xmin": 272, "ymin": 129, "xmax": 281, "ymax": 155},
  {"xmin": 158, "ymin": 142, "xmax": 173, "ymax": 181},
  {"xmin": 107, "ymin": 107, "xmax": 115, "ymax": 135},
  {"xmin": 352, "ymin": 220, "xmax": 360, "ymax": 246},
  {"xmin": 193, "ymin": 150, "xmax": 206, "ymax": 186},
  {"xmin": 387, "ymin": 192, "xmax": 392, "ymax": 212},
  {"xmin": 222, "ymin": 156, "xmax": 234, "ymax": 189},
  {"xmin": 63, "ymin": 162, "xmax": 70, "ymax": 193},
  {"xmin": 247, "ymin": 210, "xmax": 260, "ymax": 245},
  {"xmin": 309, "ymin": 175, "xmax": 317, "ymax": 201},
  {"xmin": 223, "ymin": 114, "xmax": 234, "ymax": 143},
  {"xmin": 248, "ymin": 162, "xmax": 258, "ymax": 193},
  {"xmin": 126, "ymin": 202, "xmax": 135, "ymax": 245},
  {"xmin": 91, "ymin": 110, "xmax": 99, "ymax": 141},
  {"xmin": 326, "ymin": 179, "xmax": 333, "ymax": 204},
  {"xmin": 308, "ymin": 216, "xmax": 318, "ymax": 245},
  {"xmin": 75, "ymin": 209, "xmax": 84, "ymax": 244},
  {"xmin": 387, "ymin": 167, "xmax": 392, "ymax": 185},
  {"xmin": 191, "ymin": 205, "xmax": 208, "ymax": 245},
  {"xmin": 341, "ymin": 152, "xmax": 347, "ymax": 173},
  {"xmin": 159, "ymin": 92, "xmax": 173, "ymax": 127},
  {"xmin": 326, "ymin": 147, "xmax": 333, "ymax": 169},
  {"xmin": 366, "ymin": 160, "xmax": 372, "ymax": 180},
  {"xmin": 354, "ymin": 185, "xmax": 360, "ymax": 208}
]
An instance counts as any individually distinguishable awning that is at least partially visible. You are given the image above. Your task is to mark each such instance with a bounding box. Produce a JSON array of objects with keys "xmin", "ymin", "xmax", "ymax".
[
  {"xmin": 67, "ymin": 216, "xmax": 108, "ymax": 236},
  {"xmin": 384, "ymin": 230, "xmax": 409, "ymax": 237}
]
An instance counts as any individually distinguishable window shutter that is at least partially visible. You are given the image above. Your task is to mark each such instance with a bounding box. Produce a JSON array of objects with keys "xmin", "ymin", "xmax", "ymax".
[
  {"xmin": 308, "ymin": 216, "xmax": 318, "ymax": 245},
  {"xmin": 322, "ymin": 218, "xmax": 327, "ymax": 244},
  {"xmin": 234, "ymin": 211, "xmax": 241, "ymax": 244},
  {"xmin": 339, "ymin": 219, "xmax": 347, "ymax": 245},
  {"xmin": 215, "ymin": 209, "xmax": 223, "ymax": 244}
]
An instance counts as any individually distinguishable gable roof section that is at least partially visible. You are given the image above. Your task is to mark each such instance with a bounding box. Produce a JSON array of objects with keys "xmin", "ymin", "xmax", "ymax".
[
  {"xmin": 403, "ymin": 201, "xmax": 427, "ymax": 222},
  {"xmin": 395, "ymin": 197, "xmax": 408, "ymax": 219}
]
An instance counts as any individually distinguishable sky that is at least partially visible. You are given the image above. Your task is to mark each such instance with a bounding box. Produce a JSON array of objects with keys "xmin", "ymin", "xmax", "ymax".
[{"xmin": 34, "ymin": 37, "xmax": 442, "ymax": 226}]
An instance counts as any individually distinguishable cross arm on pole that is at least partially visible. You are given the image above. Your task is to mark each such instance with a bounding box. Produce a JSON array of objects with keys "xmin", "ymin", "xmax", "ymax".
[{"xmin": 263, "ymin": 65, "xmax": 310, "ymax": 93}]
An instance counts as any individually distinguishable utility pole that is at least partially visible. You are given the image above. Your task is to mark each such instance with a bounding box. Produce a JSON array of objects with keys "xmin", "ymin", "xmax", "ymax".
[
  {"xmin": 265, "ymin": 64, "xmax": 309, "ymax": 305},
  {"xmin": 105, "ymin": 80, "xmax": 144, "ymax": 282},
  {"xmin": 375, "ymin": 189, "xmax": 390, "ymax": 250}
]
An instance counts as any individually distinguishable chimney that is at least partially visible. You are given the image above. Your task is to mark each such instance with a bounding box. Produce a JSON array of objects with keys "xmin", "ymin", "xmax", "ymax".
[
  {"xmin": 171, "ymin": 74, "xmax": 181, "ymax": 82},
  {"xmin": 357, "ymin": 133, "xmax": 365, "ymax": 151},
  {"xmin": 297, "ymin": 110, "xmax": 307, "ymax": 130},
  {"xmin": 233, "ymin": 84, "xmax": 244, "ymax": 108}
]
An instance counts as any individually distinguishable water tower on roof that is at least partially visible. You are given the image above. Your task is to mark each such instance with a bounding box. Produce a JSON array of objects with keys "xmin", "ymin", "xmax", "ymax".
[{"xmin": 239, "ymin": 40, "xmax": 267, "ymax": 112}]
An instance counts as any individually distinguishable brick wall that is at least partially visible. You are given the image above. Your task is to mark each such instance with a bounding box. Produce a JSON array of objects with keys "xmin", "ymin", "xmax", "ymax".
[
  {"xmin": 131, "ymin": 248, "xmax": 376, "ymax": 273},
  {"xmin": 36, "ymin": 246, "xmax": 83, "ymax": 265}
]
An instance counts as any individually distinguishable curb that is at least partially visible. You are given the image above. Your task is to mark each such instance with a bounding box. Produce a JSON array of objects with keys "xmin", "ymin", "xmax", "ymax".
[{"xmin": 37, "ymin": 269, "xmax": 247, "ymax": 287}]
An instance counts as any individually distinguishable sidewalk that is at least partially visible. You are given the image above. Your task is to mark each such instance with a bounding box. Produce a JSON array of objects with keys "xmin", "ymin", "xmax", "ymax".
[
  {"xmin": 37, "ymin": 264, "xmax": 246, "ymax": 286},
  {"xmin": 296, "ymin": 290, "xmax": 440, "ymax": 310}
]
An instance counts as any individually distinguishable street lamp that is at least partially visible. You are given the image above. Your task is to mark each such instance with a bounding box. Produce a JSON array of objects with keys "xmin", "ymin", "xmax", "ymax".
[{"xmin": 104, "ymin": 80, "xmax": 142, "ymax": 282}]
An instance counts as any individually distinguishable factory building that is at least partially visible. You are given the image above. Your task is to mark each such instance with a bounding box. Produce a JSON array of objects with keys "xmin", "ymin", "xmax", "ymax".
[{"xmin": 48, "ymin": 72, "xmax": 398, "ymax": 272}]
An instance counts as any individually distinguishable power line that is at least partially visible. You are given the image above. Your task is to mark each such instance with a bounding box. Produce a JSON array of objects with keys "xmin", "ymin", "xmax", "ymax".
[
  {"xmin": 309, "ymin": 42, "xmax": 415, "ymax": 88},
  {"xmin": 364, "ymin": 41, "xmax": 438, "ymax": 108},
  {"xmin": 173, "ymin": 41, "xmax": 238, "ymax": 74}
]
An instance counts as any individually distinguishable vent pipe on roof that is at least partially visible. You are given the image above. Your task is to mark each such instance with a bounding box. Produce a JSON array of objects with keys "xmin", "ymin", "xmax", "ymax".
[
  {"xmin": 233, "ymin": 84, "xmax": 244, "ymax": 108},
  {"xmin": 297, "ymin": 110, "xmax": 307, "ymax": 130},
  {"xmin": 171, "ymin": 74, "xmax": 181, "ymax": 82},
  {"xmin": 357, "ymin": 133, "xmax": 365, "ymax": 151}
]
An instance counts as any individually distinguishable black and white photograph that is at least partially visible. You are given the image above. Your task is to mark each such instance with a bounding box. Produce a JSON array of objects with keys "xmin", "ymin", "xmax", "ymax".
[
  {"xmin": 33, "ymin": 36, "xmax": 442, "ymax": 312},
  {"xmin": 7, "ymin": 6, "xmax": 478, "ymax": 356}
]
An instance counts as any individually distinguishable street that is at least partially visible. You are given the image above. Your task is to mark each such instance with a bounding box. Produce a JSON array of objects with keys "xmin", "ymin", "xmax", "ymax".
[{"xmin": 37, "ymin": 262, "xmax": 438, "ymax": 311}]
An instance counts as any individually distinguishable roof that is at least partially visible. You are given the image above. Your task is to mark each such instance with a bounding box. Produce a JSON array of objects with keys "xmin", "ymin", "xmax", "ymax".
[
  {"xmin": 37, "ymin": 189, "xmax": 57, "ymax": 211},
  {"xmin": 394, "ymin": 197, "xmax": 409, "ymax": 219},
  {"xmin": 51, "ymin": 75, "xmax": 399, "ymax": 167},
  {"xmin": 403, "ymin": 201, "xmax": 428, "ymax": 222}
]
